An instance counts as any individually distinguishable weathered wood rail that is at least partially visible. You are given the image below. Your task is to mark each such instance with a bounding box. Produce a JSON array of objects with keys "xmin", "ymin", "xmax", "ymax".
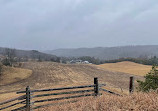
[
  {"xmin": 0, "ymin": 77, "xmax": 124, "ymax": 111},
  {"xmin": 0, "ymin": 95, "xmax": 26, "ymax": 111}
]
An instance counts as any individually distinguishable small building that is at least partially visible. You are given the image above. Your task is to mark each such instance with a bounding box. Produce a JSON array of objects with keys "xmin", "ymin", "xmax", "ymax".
[
  {"xmin": 69, "ymin": 60, "xmax": 82, "ymax": 64},
  {"xmin": 69, "ymin": 60, "xmax": 91, "ymax": 64},
  {"xmin": 82, "ymin": 61, "xmax": 90, "ymax": 64}
]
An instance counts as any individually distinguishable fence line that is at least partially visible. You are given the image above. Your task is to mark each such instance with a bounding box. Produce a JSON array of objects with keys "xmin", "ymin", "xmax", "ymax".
[
  {"xmin": 34, "ymin": 93, "xmax": 95, "ymax": 103},
  {"xmin": 32, "ymin": 89, "xmax": 94, "ymax": 98},
  {"xmin": 0, "ymin": 100, "xmax": 26, "ymax": 110},
  {"xmin": 11, "ymin": 105, "xmax": 26, "ymax": 111},
  {"xmin": 17, "ymin": 84, "xmax": 106, "ymax": 94},
  {"xmin": 0, "ymin": 95, "xmax": 25, "ymax": 105},
  {"xmin": 32, "ymin": 100, "xmax": 78, "ymax": 110},
  {"xmin": 100, "ymin": 88, "xmax": 121, "ymax": 96},
  {"xmin": 0, "ymin": 77, "xmax": 124, "ymax": 111}
]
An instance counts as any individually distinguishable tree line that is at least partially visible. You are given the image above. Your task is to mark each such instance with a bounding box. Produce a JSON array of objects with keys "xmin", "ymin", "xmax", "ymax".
[
  {"xmin": 103, "ymin": 56, "xmax": 158, "ymax": 65},
  {"xmin": 1, "ymin": 48, "xmax": 158, "ymax": 66},
  {"xmin": 61, "ymin": 56, "xmax": 158, "ymax": 65},
  {"xmin": 0, "ymin": 48, "xmax": 61, "ymax": 67}
]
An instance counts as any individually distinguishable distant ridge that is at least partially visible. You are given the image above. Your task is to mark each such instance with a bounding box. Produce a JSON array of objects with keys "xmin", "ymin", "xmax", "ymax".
[
  {"xmin": 44, "ymin": 45, "xmax": 158, "ymax": 60},
  {"xmin": 0, "ymin": 47, "xmax": 58, "ymax": 61}
]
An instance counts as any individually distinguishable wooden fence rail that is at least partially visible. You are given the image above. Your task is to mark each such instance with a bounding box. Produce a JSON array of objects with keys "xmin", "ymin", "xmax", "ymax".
[
  {"xmin": 17, "ymin": 84, "xmax": 102, "ymax": 94},
  {"xmin": 32, "ymin": 89, "xmax": 94, "ymax": 98},
  {"xmin": 0, "ymin": 100, "xmax": 26, "ymax": 110},
  {"xmin": 34, "ymin": 93, "xmax": 95, "ymax": 104},
  {"xmin": 0, "ymin": 77, "xmax": 123, "ymax": 111},
  {"xmin": 100, "ymin": 88, "xmax": 121, "ymax": 96},
  {"xmin": 0, "ymin": 95, "xmax": 25, "ymax": 106}
]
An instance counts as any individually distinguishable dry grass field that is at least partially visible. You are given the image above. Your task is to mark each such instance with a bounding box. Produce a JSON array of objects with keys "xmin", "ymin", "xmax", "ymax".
[
  {"xmin": 39, "ymin": 92, "xmax": 158, "ymax": 111},
  {"xmin": 0, "ymin": 66, "xmax": 32, "ymax": 86},
  {"xmin": 98, "ymin": 61, "xmax": 151, "ymax": 76},
  {"xmin": 0, "ymin": 62, "xmax": 143, "ymax": 94},
  {"xmin": 0, "ymin": 61, "xmax": 149, "ymax": 111}
]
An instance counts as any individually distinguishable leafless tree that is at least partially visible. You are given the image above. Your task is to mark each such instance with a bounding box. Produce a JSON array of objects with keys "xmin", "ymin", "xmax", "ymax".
[{"xmin": 3, "ymin": 48, "xmax": 16, "ymax": 66}]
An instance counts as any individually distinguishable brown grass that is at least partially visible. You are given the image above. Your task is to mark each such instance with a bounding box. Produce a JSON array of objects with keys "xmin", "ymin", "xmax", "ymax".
[
  {"xmin": 0, "ymin": 65, "xmax": 32, "ymax": 86},
  {"xmin": 0, "ymin": 62, "xmax": 152, "ymax": 110},
  {"xmin": 98, "ymin": 61, "xmax": 151, "ymax": 76},
  {"xmin": 0, "ymin": 62, "xmax": 143, "ymax": 96},
  {"xmin": 0, "ymin": 61, "xmax": 145, "ymax": 108},
  {"xmin": 39, "ymin": 92, "xmax": 158, "ymax": 111}
]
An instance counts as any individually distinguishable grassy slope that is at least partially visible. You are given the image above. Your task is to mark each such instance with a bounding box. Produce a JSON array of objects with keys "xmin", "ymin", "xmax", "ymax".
[
  {"xmin": 0, "ymin": 66, "xmax": 32, "ymax": 102},
  {"xmin": 0, "ymin": 62, "xmax": 143, "ymax": 93},
  {"xmin": 0, "ymin": 62, "xmax": 148, "ymax": 110},
  {"xmin": 0, "ymin": 66, "xmax": 32, "ymax": 86},
  {"xmin": 0, "ymin": 62, "xmax": 145, "ymax": 103},
  {"xmin": 98, "ymin": 61, "xmax": 151, "ymax": 76}
]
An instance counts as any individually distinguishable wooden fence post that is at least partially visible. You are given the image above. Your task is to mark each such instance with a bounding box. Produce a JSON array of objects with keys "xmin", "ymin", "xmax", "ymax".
[
  {"xmin": 129, "ymin": 76, "xmax": 134, "ymax": 94},
  {"xmin": 26, "ymin": 86, "xmax": 31, "ymax": 111},
  {"xmin": 94, "ymin": 77, "xmax": 99, "ymax": 96}
]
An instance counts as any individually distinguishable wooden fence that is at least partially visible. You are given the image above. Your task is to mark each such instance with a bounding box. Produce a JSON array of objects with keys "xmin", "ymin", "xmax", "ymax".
[
  {"xmin": 0, "ymin": 95, "xmax": 26, "ymax": 111},
  {"xmin": 0, "ymin": 77, "xmax": 122, "ymax": 111}
]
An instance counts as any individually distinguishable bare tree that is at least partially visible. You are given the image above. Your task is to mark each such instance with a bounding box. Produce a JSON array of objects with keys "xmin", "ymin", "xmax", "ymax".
[{"xmin": 3, "ymin": 48, "xmax": 16, "ymax": 66}]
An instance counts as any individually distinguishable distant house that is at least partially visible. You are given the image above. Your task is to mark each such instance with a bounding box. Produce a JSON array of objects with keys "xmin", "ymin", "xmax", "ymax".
[
  {"xmin": 70, "ymin": 60, "xmax": 82, "ymax": 64},
  {"xmin": 69, "ymin": 60, "xmax": 91, "ymax": 64},
  {"xmin": 82, "ymin": 61, "xmax": 90, "ymax": 64},
  {"xmin": 76, "ymin": 60, "xmax": 82, "ymax": 64},
  {"xmin": 69, "ymin": 60, "xmax": 75, "ymax": 64}
]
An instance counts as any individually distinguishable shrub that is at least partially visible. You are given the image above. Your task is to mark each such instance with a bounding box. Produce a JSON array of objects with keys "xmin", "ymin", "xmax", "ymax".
[
  {"xmin": 137, "ymin": 65, "xmax": 158, "ymax": 92},
  {"xmin": 2, "ymin": 58, "xmax": 11, "ymax": 66}
]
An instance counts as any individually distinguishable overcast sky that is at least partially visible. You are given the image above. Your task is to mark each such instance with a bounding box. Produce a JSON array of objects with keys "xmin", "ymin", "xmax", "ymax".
[{"xmin": 0, "ymin": 0, "xmax": 158, "ymax": 50}]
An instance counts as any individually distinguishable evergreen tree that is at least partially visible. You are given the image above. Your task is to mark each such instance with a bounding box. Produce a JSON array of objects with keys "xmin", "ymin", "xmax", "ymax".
[{"xmin": 137, "ymin": 65, "xmax": 158, "ymax": 92}]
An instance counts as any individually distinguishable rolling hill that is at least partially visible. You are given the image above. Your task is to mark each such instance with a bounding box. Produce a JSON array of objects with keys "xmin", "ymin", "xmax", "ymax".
[
  {"xmin": 98, "ymin": 61, "xmax": 151, "ymax": 76},
  {"xmin": 0, "ymin": 62, "xmax": 143, "ymax": 95},
  {"xmin": 44, "ymin": 45, "xmax": 158, "ymax": 60},
  {"xmin": 0, "ymin": 61, "xmax": 147, "ymax": 108},
  {"xmin": 0, "ymin": 66, "xmax": 32, "ymax": 86}
]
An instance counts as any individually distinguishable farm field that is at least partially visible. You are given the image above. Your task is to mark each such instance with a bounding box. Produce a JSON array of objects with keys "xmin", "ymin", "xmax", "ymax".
[
  {"xmin": 0, "ymin": 61, "xmax": 147, "ymax": 110},
  {"xmin": 0, "ymin": 62, "xmax": 143, "ymax": 94},
  {"xmin": 98, "ymin": 61, "xmax": 151, "ymax": 76},
  {"xmin": 0, "ymin": 62, "xmax": 144, "ymax": 98}
]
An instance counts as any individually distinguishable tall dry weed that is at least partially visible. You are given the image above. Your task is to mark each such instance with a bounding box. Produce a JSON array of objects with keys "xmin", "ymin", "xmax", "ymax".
[{"xmin": 38, "ymin": 92, "xmax": 158, "ymax": 111}]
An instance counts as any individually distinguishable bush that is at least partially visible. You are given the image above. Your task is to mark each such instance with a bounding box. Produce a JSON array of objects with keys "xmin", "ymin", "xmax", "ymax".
[
  {"xmin": 137, "ymin": 65, "xmax": 158, "ymax": 92},
  {"xmin": 2, "ymin": 58, "xmax": 11, "ymax": 66}
]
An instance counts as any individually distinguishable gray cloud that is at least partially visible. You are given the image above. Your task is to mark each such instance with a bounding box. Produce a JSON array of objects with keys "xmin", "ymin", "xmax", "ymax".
[{"xmin": 0, "ymin": 0, "xmax": 158, "ymax": 50}]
